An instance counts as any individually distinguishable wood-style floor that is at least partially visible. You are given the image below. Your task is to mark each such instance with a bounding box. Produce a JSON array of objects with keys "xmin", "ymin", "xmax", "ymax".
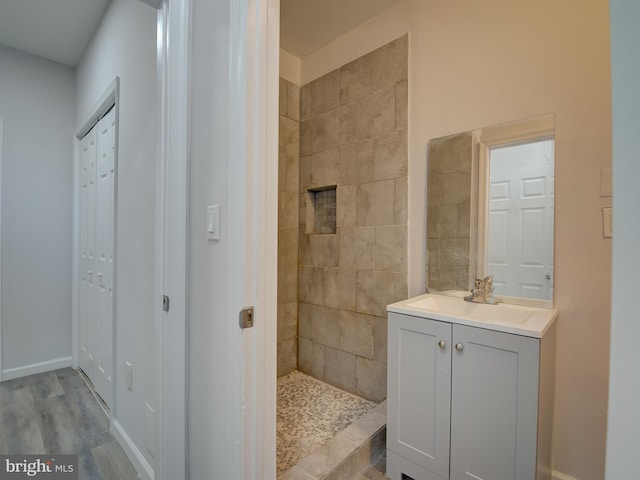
[{"xmin": 0, "ymin": 368, "xmax": 137, "ymax": 480}]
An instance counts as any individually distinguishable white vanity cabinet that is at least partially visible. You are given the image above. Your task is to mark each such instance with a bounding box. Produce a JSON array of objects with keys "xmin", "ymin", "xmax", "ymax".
[{"xmin": 386, "ymin": 309, "xmax": 556, "ymax": 480}]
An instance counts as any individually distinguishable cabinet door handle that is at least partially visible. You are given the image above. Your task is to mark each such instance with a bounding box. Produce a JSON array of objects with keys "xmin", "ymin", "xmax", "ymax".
[
  {"xmin": 455, "ymin": 343, "xmax": 464, "ymax": 351},
  {"xmin": 438, "ymin": 340, "xmax": 446, "ymax": 349}
]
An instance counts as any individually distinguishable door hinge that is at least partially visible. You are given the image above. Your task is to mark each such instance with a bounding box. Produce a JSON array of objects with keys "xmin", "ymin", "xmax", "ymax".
[
  {"xmin": 239, "ymin": 306, "xmax": 254, "ymax": 329},
  {"xmin": 163, "ymin": 295, "xmax": 170, "ymax": 312}
]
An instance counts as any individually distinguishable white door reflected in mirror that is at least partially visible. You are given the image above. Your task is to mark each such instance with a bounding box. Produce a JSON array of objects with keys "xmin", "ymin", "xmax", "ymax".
[{"xmin": 487, "ymin": 139, "xmax": 554, "ymax": 301}]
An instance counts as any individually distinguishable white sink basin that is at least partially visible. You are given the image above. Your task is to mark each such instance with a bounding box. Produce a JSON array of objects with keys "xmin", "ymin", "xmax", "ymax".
[
  {"xmin": 407, "ymin": 296, "xmax": 534, "ymax": 324},
  {"xmin": 388, "ymin": 293, "xmax": 558, "ymax": 338}
]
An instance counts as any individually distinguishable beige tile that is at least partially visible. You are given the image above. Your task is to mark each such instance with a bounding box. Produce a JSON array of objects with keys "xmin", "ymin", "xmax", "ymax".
[
  {"xmin": 300, "ymin": 234, "xmax": 339, "ymax": 268},
  {"xmin": 298, "ymin": 266, "xmax": 325, "ymax": 305},
  {"xmin": 324, "ymin": 268, "xmax": 356, "ymax": 310},
  {"xmin": 458, "ymin": 202, "xmax": 471, "ymax": 238},
  {"xmin": 299, "ymin": 155, "xmax": 311, "ymax": 193},
  {"xmin": 373, "ymin": 35, "xmax": 408, "ymax": 91},
  {"xmin": 427, "ymin": 238, "xmax": 442, "ymax": 267},
  {"xmin": 278, "ymin": 338, "xmax": 297, "ymax": 377},
  {"xmin": 279, "ymin": 115, "xmax": 298, "ymax": 154},
  {"xmin": 394, "ymin": 177, "xmax": 408, "ymax": 225},
  {"xmin": 278, "ymin": 465, "xmax": 315, "ymax": 480},
  {"xmin": 374, "ymin": 225, "xmax": 407, "ymax": 272},
  {"xmin": 300, "ymin": 116, "xmax": 327, "ymax": 156},
  {"xmin": 279, "ymin": 190, "xmax": 298, "ymax": 230},
  {"xmin": 277, "ymin": 302, "xmax": 298, "ymax": 341},
  {"xmin": 311, "ymin": 69, "xmax": 341, "ymax": 116},
  {"xmin": 357, "ymin": 180, "xmax": 395, "ymax": 226},
  {"xmin": 278, "ymin": 266, "xmax": 298, "ymax": 304},
  {"xmin": 324, "ymin": 346, "xmax": 357, "ymax": 393},
  {"xmin": 300, "ymin": 83, "xmax": 312, "ymax": 121},
  {"xmin": 278, "ymin": 228, "xmax": 299, "ymax": 268},
  {"xmin": 394, "ymin": 272, "xmax": 409, "ymax": 303},
  {"xmin": 285, "ymin": 143, "xmax": 300, "ymax": 195},
  {"xmin": 427, "ymin": 172, "xmax": 445, "ymax": 207},
  {"xmin": 375, "ymin": 130, "xmax": 407, "ymax": 181},
  {"xmin": 339, "ymin": 226, "xmax": 375, "ymax": 269},
  {"xmin": 339, "ymin": 311, "xmax": 374, "ymax": 359},
  {"xmin": 279, "ymin": 150, "xmax": 287, "ymax": 191},
  {"xmin": 340, "ymin": 139, "xmax": 374, "ymax": 185},
  {"xmin": 373, "ymin": 315, "xmax": 388, "ymax": 363},
  {"xmin": 326, "ymin": 102, "xmax": 358, "ymax": 147},
  {"xmin": 298, "ymin": 302, "xmax": 312, "ymax": 339},
  {"xmin": 299, "ymin": 338, "xmax": 324, "ymax": 379},
  {"xmin": 356, "ymin": 357, "xmax": 387, "ymax": 402},
  {"xmin": 279, "ymin": 78, "xmax": 287, "ymax": 116},
  {"xmin": 310, "ymin": 148, "xmax": 340, "ymax": 188},
  {"xmin": 440, "ymin": 204, "xmax": 460, "ymax": 238},
  {"xmin": 287, "ymin": 82, "xmax": 300, "ymax": 121},
  {"xmin": 356, "ymin": 86, "xmax": 396, "ymax": 140},
  {"xmin": 355, "ymin": 270, "xmax": 396, "ymax": 316},
  {"xmin": 337, "ymin": 185, "xmax": 357, "ymax": 227},
  {"xmin": 442, "ymin": 171, "xmax": 471, "ymax": 205},
  {"xmin": 437, "ymin": 264, "xmax": 470, "ymax": 292},
  {"xmin": 310, "ymin": 304, "xmax": 341, "ymax": 349},
  {"xmin": 442, "ymin": 238, "xmax": 470, "ymax": 266},
  {"xmin": 395, "ymin": 79, "xmax": 408, "ymax": 130},
  {"xmin": 340, "ymin": 52, "xmax": 374, "ymax": 104},
  {"xmin": 428, "ymin": 132, "xmax": 471, "ymax": 175}
]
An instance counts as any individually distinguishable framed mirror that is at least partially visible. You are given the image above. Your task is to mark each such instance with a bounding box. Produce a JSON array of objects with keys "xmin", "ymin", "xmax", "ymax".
[{"xmin": 426, "ymin": 114, "xmax": 555, "ymax": 307}]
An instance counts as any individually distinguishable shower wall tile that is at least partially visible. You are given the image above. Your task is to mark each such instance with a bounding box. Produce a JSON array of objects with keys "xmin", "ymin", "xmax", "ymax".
[
  {"xmin": 324, "ymin": 347, "xmax": 357, "ymax": 392},
  {"xmin": 278, "ymin": 338, "xmax": 297, "ymax": 377},
  {"xmin": 339, "ymin": 311, "xmax": 374, "ymax": 359},
  {"xmin": 279, "ymin": 228, "xmax": 299, "ymax": 267},
  {"xmin": 374, "ymin": 130, "xmax": 408, "ymax": 181},
  {"xmin": 300, "ymin": 234, "xmax": 339, "ymax": 268},
  {"xmin": 336, "ymin": 186, "xmax": 357, "ymax": 227},
  {"xmin": 395, "ymin": 80, "xmax": 408, "ymax": 130},
  {"xmin": 310, "ymin": 148, "xmax": 340, "ymax": 188},
  {"xmin": 323, "ymin": 268, "xmax": 356, "ymax": 310},
  {"xmin": 339, "ymin": 227, "xmax": 375, "ymax": 270},
  {"xmin": 340, "ymin": 52, "xmax": 374, "ymax": 105},
  {"xmin": 356, "ymin": 180, "xmax": 395, "ymax": 226},
  {"xmin": 297, "ymin": 37, "xmax": 408, "ymax": 400},
  {"xmin": 299, "ymin": 338, "xmax": 324, "ymax": 379},
  {"xmin": 287, "ymin": 82, "xmax": 301, "ymax": 121},
  {"xmin": 340, "ymin": 139, "xmax": 375, "ymax": 186},
  {"xmin": 279, "ymin": 191, "xmax": 299, "ymax": 230},
  {"xmin": 394, "ymin": 177, "xmax": 408, "ymax": 225},
  {"xmin": 373, "ymin": 35, "xmax": 408, "ymax": 91},
  {"xmin": 373, "ymin": 316, "xmax": 388, "ymax": 363},
  {"xmin": 299, "ymin": 266, "xmax": 325, "ymax": 305},
  {"xmin": 278, "ymin": 302, "xmax": 298, "ymax": 342},
  {"xmin": 355, "ymin": 270, "xmax": 396, "ymax": 317},
  {"xmin": 442, "ymin": 171, "xmax": 472, "ymax": 205},
  {"xmin": 279, "ymin": 78, "xmax": 287, "ymax": 115},
  {"xmin": 356, "ymin": 357, "xmax": 387, "ymax": 402},
  {"xmin": 355, "ymin": 86, "xmax": 396, "ymax": 140},
  {"xmin": 311, "ymin": 70, "xmax": 341, "ymax": 117},
  {"xmin": 278, "ymin": 266, "xmax": 298, "ymax": 305},
  {"xmin": 374, "ymin": 225, "xmax": 407, "ymax": 272}
]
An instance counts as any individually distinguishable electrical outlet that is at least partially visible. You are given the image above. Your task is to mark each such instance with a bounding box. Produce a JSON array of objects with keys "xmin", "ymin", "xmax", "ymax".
[{"xmin": 125, "ymin": 362, "xmax": 133, "ymax": 391}]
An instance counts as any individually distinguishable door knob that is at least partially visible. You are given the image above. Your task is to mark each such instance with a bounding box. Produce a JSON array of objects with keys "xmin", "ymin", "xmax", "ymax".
[
  {"xmin": 438, "ymin": 340, "xmax": 446, "ymax": 349},
  {"xmin": 545, "ymin": 273, "xmax": 551, "ymax": 280},
  {"xmin": 455, "ymin": 343, "xmax": 463, "ymax": 351}
]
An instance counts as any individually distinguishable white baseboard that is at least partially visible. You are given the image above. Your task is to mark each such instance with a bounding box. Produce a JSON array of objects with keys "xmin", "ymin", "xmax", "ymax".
[
  {"xmin": 112, "ymin": 419, "xmax": 154, "ymax": 480},
  {"xmin": 553, "ymin": 470, "xmax": 578, "ymax": 480},
  {"xmin": 1, "ymin": 356, "xmax": 73, "ymax": 381}
]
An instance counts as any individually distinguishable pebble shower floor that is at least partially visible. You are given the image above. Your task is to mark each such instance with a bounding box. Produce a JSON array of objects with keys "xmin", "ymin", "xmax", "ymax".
[{"xmin": 276, "ymin": 371, "xmax": 376, "ymax": 476}]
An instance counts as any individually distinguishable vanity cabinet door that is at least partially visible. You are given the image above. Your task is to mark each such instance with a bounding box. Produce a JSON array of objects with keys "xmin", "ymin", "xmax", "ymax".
[
  {"xmin": 388, "ymin": 313, "xmax": 452, "ymax": 479},
  {"xmin": 450, "ymin": 325, "xmax": 540, "ymax": 480}
]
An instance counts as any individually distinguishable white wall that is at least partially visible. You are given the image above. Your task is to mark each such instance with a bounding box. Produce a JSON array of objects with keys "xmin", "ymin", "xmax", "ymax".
[
  {"xmin": 75, "ymin": 0, "xmax": 158, "ymax": 470},
  {"xmin": 0, "ymin": 45, "xmax": 74, "ymax": 374},
  {"xmin": 301, "ymin": 1, "xmax": 612, "ymax": 478},
  {"xmin": 606, "ymin": 0, "xmax": 640, "ymax": 477}
]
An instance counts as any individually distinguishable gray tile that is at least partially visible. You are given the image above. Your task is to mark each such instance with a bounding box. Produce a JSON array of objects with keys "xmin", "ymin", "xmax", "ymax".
[
  {"xmin": 357, "ymin": 180, "xmax": 395, "ymax": 226},
  {"xmin": 92, "ymin": 440, "xmax": 138, "ymax": 480},
  {"xmin": 374, "ymin": 225, "xmax": 407, "ymax": 272},
  {"xmin": 0, "ymin": 400, "xmax": 45, "ymax": 453},
  {"xmin": 395, "ymin": 80, "xmax": 408, "ymax": 130},
  {"xmin": 324, "ymin": 347, "xmax": 356, "ymax": 393},
  {"xmin": 339, "ymin": 226, "xmax": 375, "ymax": 270},
  {"xmin": 323, "ymin": 268, "xmax": 356, "ymax": 311},
  {"xmin": 298, "ymin": 338, "xmax": 324, "ymax": 380},
  {"xmin": 29, "ymin": 371, "xmax": 65, "ymax": 400},
  {"xmin": 287, "ymin": 82, "xmax": 301, "ymax": 121},
  {"xmin": 311, "ymin": 69, "xmax": 341, "ymax": 117},
  {"xmin": 356, "ymin": 270, "xmax": 396, "ymax": 317},
  {"xmin": 339, "ymin": 312, "xmax": 375, "ymax": 359},
  {"xmin": 374, "ymin": 130, "xmax": 407, "ymax": 181},
  {"xmin": 355, "ymin": 87, "xmax": 396, "ymax": 140},
  {"xmin": 340, "ymin": 139, "xmax": 375, "ymax": 186},
  {"xmin": 341, "ymin": 52, "xmax": 374, "ymax": 105},
  {"xmin": 372, "ymin": 35, "xmax": 408, "ymax": 91},
  {"xmin": 356, "ymin": 358, "xmax": 387, "ymax": 402}
]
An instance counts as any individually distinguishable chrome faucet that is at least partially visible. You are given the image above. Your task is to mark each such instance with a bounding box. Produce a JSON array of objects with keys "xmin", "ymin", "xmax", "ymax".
[{"xmin": 464, "ymin": 275, "xmax": 501, "ymax": 305}]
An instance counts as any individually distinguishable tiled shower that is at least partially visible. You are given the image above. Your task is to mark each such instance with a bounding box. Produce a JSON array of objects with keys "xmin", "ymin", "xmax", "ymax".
[{"xmin": 276, "ymin": 35, "xmax": 408, "ymax": 475}]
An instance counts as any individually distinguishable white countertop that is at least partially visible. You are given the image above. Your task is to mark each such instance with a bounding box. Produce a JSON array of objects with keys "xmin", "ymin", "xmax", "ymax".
[{"xmin": 387, "ymin": 292, "xmax": 558, "ymax": 338}]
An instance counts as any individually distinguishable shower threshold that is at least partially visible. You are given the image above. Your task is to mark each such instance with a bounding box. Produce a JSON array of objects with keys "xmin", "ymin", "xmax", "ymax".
[{"xmin": 277, "ymin": 370, "xmax": 386, "ymax": 479}]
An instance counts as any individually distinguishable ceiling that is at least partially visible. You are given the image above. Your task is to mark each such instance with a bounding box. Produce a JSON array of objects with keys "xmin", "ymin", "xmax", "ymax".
[
  {"xmin": 0, "ymin": 0, "xmax": 110, "ymax": 67},
  {"xmin": 280, "ymin": 0, "xmax": 406, "ymax": 58}
]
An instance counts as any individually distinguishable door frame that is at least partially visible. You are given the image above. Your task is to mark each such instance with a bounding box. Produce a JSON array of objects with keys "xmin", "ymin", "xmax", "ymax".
[
  {"xmin": 0, "ymin": 119, "xmax": 3, "ymax": 382},
  {"xmin": 73, "ymin": 77, "xmax": 119, "ymax": 394},
  {"xmin": 155, "ymin": 0, "xmax": 190, "ymax": 479}
]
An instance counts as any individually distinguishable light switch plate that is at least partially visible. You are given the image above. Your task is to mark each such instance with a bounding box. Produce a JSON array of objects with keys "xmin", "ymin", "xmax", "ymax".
[
  {"xmin": 207, "ymin": 205, "xmax": 220, "ymax": 241},
  {"xmin": 603, "ymin": 207, "xmax": 613, "ymax": 238}
]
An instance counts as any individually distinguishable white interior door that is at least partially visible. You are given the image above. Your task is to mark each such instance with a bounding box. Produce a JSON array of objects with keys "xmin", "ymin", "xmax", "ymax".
[
  {"xmin": 487, "ymin": 139, "xmax": 554, "ymax": 300},
  {"xmin": 78, "ymin": 107, "xmax": 116, "ymax": 407}
]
